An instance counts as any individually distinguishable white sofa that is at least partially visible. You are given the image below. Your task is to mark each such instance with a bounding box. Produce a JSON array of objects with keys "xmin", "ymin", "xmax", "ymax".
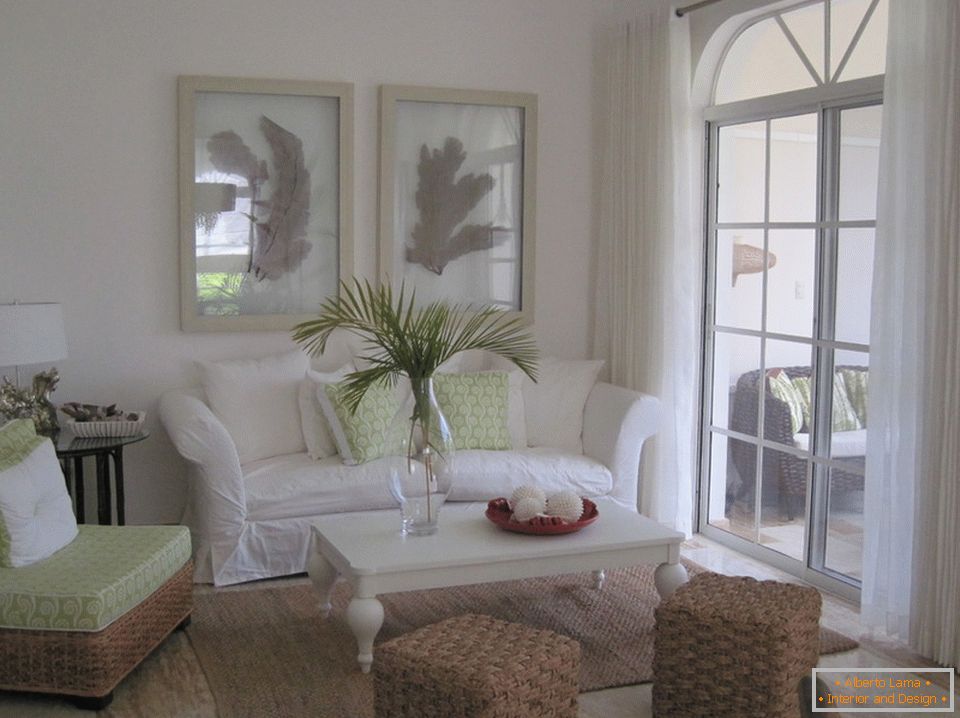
[{"xmin": 159, "ymin": 353, "xmax": 660, "ymax": 586}]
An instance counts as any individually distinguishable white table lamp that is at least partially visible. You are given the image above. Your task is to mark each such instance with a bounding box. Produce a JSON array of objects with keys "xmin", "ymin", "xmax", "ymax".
[{"xmin": 0, "ymin": 302, "xmax": 68, "ymax": 387}]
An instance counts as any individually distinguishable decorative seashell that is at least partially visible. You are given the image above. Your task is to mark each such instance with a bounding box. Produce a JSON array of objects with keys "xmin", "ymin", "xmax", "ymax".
[
  {"xmin": 545, "ymin": 491, "xmax": 584, "ymax": 523},
  {"xmin": 509, "ymin": 485, "xmax": 546, "ymax": 512},
  {"xmin": 511, "ymin": 497, "xmax": 544, "ymax": 523}
]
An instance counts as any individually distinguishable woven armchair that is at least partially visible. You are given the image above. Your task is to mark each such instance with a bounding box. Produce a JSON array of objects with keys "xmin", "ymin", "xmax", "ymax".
[{"xmin": 729, "ymin": 365, "xmax": 866, "ymax": 518}]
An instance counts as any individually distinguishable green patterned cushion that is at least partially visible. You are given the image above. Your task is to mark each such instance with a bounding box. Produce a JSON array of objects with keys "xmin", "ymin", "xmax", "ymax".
[
  {"xmin": 840, "ymin": 369, "xmax": 868, "ymax": 426},
  {"xmin": 320, "ymin": 383, "xmax": 398, "ymax": 465},
  {"xmin": 791, "ymin": 375, "xmax": 863, "ymax": 433},
  {"xmin": 767, "ymin": 371, "xmax": 805, "ymax": 434},
  {"xmin": 831, "ymin": 372, "xmax": 862, "ymax": 432},
  {"xmin": 0, "ymin": 524, "xmax": 191, "ymax": 631},
  {"xmin": 793, "ymin": 376, "xmax": 813, "ymax": 430},
  {"xmin": 433, "ymin": 372, "xmax": 512, "ymax": 450}
]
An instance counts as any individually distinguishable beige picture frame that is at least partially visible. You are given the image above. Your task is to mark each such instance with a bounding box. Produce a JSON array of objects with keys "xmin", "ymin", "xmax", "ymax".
[
  {"xmin": 178, "ymin": 76, "xmax": 354, "ymax": 332},
  {"xmin": 378, "ymin": 85, "xmax": 537, "ymax": 323}
]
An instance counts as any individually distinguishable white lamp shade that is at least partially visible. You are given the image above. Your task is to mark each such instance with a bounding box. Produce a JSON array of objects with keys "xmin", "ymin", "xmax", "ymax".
[{"xmin": 0, "ymin": 303, "xmax": 68, "ymax": 368}]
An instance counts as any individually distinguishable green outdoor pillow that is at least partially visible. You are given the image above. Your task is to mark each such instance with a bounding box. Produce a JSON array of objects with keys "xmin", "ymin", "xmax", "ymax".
[
  {"xmin": 831, "ymin": 373, "xmax": 862, "ymax": 432},
  {"xmin": 840, "ymin": 369, "xmax": 868, "ymax": 426},
  {"xmin": 433, "ymin": 372, "xmax": 512, "ymax": 451},
  {"xmin": 793, "ymin": 376, "xmax": 813, "ymax": 430},
  {"xmin": 318, "ymin": 383, "xmax": 399, "ymax": 465},
  {"xmin": 767, "ymin": 370, "xmax": 805, "ymax": 434},
  {"xmin": 791, "ymin": 374, "xmax": 863, "ymax": 434}
]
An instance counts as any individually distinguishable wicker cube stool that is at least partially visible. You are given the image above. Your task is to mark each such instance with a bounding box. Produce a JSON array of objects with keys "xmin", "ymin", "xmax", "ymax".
[
  {"xmin": 374, "ymin": 613, "xmax": 580, "ymax": 718},
  {"xmin": 653, "ymin": 572, "xmax": 821, "ymax": 718}
]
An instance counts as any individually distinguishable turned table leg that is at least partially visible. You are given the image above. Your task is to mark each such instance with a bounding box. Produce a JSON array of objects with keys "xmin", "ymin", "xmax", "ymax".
[
  {"xmin": 346, "ymin": 596, "xmax": 384, "ymax": 674},
  {"xmin": 654, "ymin": 561, "xmax": 689, "ymax": 599},
  {"xmin": 307, "ymin": 552, "xmax": 339, "ymax": 618}
]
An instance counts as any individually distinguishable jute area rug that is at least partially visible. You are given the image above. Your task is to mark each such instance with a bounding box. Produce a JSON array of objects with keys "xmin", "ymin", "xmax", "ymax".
[{"xmin": 186, "ymin": 564, "xmax": 857, "ymax": 718}]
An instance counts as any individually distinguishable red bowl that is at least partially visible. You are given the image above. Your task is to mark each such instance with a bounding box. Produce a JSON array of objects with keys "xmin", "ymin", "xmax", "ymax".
[{"xmin": 485, "ymin": 497, "xmax": 599, "ymax": 535}]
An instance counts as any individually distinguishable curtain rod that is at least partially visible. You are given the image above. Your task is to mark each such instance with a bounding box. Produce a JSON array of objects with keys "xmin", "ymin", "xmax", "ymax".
[{"xmin": 675, "ymin": 0, "xmax": 725, "ymax": 17}]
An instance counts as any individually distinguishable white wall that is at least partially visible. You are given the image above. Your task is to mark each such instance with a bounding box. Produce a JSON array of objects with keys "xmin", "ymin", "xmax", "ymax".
[{"xmin": 0, "ymin": 0, "xmax": 640, "ymax": 523}]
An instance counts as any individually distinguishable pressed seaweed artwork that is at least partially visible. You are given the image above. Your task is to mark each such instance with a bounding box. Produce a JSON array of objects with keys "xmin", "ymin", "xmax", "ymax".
[
  {"xmin": 380, "ymin": 87, "xmax": 537, "ymax": 319},
  {"xmin": 407, "ymin": 136, "xmax": 501, "ymax": 275},
  {"xmin": 179, "ymin": 76, "xmax": 353, "ymax": 331}
]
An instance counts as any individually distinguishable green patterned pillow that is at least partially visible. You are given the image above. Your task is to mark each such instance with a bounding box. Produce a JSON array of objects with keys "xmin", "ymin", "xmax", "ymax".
[
  {"xmin": 840, "ymin": 369, "xmax": 868, "ymax": 426},
  {"xmin": 793, "ymin": 376, "xmax": 813, "ymax": 430},
  {"xmin": 831, "ymin": 373, "xmax": 862, "ymax": 432},
  {"xmin": 767, "ymin": 371, "xmax": 805, "ymax": 434},
  {"xmin": 791, "ymin": 375, "xmax": 863, "ymax": 433},
  {"xmin": 319, "ymin": 383, "xmax": 398, "ymax": 465},
  {"xmin": 433, "ymin": 372, "xmax": 512, "ymax": 451}
]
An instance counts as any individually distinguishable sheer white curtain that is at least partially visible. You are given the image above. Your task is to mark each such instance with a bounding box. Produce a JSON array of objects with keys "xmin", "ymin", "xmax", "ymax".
[
  {"xmin": 862, "ymin": 0, "xmax": 960, "ymax": 666},
  {"xmin": 593, "ymin": 6, "xmax": 699, "ymax": 534}
]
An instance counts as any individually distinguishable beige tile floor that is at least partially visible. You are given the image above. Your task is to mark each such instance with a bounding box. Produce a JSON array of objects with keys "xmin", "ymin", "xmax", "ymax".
[{"xmin": 1, "ymin": 536, "xmax": 954, "ymax": 717}]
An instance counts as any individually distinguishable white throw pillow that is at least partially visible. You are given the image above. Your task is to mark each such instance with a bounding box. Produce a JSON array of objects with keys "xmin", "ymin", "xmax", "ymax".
[
  {"xmin": 298, "ymin": 363, "xmax": 354, "ymax": 459},
  {"xmin": 198, "ymin": 349, "xmax": 308, "ymax": 465},
  {"xmin": 0, "ymin": 419, "xmax": 78, "ymax": 567},
  {"xmin": 496, "ymin": 356, "xmax": 604, "ymax": 453}
]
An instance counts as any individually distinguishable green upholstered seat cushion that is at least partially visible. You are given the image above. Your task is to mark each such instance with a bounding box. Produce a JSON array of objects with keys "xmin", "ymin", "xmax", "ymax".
[{"xmin": 0, "ymin": 524, "xmax": 191, "ymax": 632}]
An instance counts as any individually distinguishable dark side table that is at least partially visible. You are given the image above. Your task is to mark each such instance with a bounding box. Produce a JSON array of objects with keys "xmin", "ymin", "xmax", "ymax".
[{"xmin": 55, "ymin": 432, "xmax": 148, "ymax": 525}]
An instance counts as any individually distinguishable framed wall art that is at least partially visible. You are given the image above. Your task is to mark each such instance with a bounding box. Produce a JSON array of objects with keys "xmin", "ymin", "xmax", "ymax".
[
  {"xmin": 379, "ymin": 85, "xmax": 537, "ymax": 322},
  {"xmin": 178, "ymin": 76, "xmax": 353, "ymax": 331}
]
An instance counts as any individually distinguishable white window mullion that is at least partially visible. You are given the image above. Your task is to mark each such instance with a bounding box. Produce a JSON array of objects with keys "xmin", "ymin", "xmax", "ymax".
[
  {"xmin": 776, "ymin": 15, "xmax": 824, "ymax": 86},
  {"xmin": 831, "ymin": 0, "xmax": 880, "ymax": 82}
]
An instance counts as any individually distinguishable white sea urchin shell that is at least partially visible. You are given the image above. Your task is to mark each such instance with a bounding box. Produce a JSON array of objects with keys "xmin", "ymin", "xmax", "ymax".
[
  {"xmin": 511, "ymin": 497, "xmax": 545, "ymax": 522},
  {"xmin": 545, "ymin": 491, "xmax": 584, "ymax": 523},
  {"xmin": 509, "ymin": 485, "xmax": 546, "ymax": 511}
]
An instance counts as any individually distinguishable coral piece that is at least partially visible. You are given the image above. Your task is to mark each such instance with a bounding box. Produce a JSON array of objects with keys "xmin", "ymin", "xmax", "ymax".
[
  {"xmin": 511, "ymin": 497, "xmax": 543, "ymax": 523},
  {"xmin": 509, "ymin": 485, "xmax": 546, "ymax": 511},
  {"xmin": 205, "ymin": 117, "xmax": 312, "ymax": 282},
  {"xmin": 0, "ymin": 370, "xmax": 60, "ymax": 437},
  {"xmin": 406, "ymin": 137, "xmax": 502, "ymax": 275},
  {"xmin": 251, "ymin": 116, "xmax": 312, "ymax": 281},
  {"xmin": 545, "ymin": 491, "xmax": 584, "ymax": 523}
]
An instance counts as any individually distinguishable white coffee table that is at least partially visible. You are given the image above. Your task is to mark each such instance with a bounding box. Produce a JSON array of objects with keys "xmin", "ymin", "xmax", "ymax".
[{"xmin": 307, "ymin": 499, "xmax": 687, "ymax": 673}]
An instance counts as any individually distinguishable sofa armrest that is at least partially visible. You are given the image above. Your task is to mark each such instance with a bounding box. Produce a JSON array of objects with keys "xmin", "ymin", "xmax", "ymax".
[
  {"xmin": 582, "ymin": 382, "xmax": 660, "ymax": 510},
  {"xmin": 159, "ymin": 389, "xmax": 247, "ymax": 539}
]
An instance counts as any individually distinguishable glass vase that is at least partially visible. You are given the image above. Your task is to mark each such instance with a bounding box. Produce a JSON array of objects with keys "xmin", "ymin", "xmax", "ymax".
[{"xmin": 386, "ymin": 376, "xmax": 455, "ymax": 536}]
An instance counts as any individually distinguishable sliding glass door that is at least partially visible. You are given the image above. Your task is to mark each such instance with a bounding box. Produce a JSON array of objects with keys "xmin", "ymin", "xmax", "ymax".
[{"xmin": 700, "ymin": 101, "xmax": 881, "ymax": 593}]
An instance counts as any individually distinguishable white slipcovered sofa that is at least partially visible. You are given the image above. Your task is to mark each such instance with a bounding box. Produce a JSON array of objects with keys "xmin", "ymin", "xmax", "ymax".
[{"xmin": 159, "ymin": 349, "xmax": 660, "ymax": 586}]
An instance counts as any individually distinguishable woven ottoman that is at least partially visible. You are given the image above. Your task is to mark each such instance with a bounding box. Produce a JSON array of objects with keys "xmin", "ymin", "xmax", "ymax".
[
  {"xmin": 374, "ymin": 613, "xmax": 580, "ymax": 718},
  {"xmin": 653, "ymin": 572, "xmax": 821, "ymax": 718},
  {"xmin": 0, "ymin": 524, "xmax": 193, "ymax": 710}
]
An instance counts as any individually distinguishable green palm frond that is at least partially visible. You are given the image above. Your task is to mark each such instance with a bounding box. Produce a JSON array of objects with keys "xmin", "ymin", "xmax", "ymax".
[{"xmin": 292, "ymin": 278, "xmax": 538, "ymax": 413}]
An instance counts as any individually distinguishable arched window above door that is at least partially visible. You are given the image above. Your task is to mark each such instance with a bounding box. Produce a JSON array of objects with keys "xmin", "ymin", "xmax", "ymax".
[{"xmin": 714, "ymin": 0, "xmax": 888, "ymax": 105}]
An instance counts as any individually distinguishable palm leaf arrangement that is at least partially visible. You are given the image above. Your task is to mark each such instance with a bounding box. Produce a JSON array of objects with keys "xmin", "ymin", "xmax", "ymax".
[
  {"xmin": 292, "ymin": 278, "xmax": 538, "ymax": 412},
  {"xmin": 293, "ymin": 279, "xmax": 537, "ymax": 532}
]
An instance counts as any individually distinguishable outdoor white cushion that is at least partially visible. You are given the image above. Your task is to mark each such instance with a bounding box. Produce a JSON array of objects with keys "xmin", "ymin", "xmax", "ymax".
[
  {"xmin": 0, "ymin": 419, "xmax": 78, "ymax": 567},
  {"xmin": 198, "ymin": 349, "xmax": 308, "ymax": 465},
  {"xmin": 793, "ymin": 429, "xmax": 867, "ymax": 457},
  {"xmin": 502, "ymin": 357, "xmax": 604, "ymax": 452},
  {"xmin": 298, "ymin": 363, "xmax": 354, "ymax": 460}
]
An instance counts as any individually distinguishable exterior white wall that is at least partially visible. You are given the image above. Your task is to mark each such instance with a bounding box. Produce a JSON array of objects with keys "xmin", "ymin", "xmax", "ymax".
[{"xmin": 0, "ymin": 0, "xmax": 640, "ymax": 523}]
